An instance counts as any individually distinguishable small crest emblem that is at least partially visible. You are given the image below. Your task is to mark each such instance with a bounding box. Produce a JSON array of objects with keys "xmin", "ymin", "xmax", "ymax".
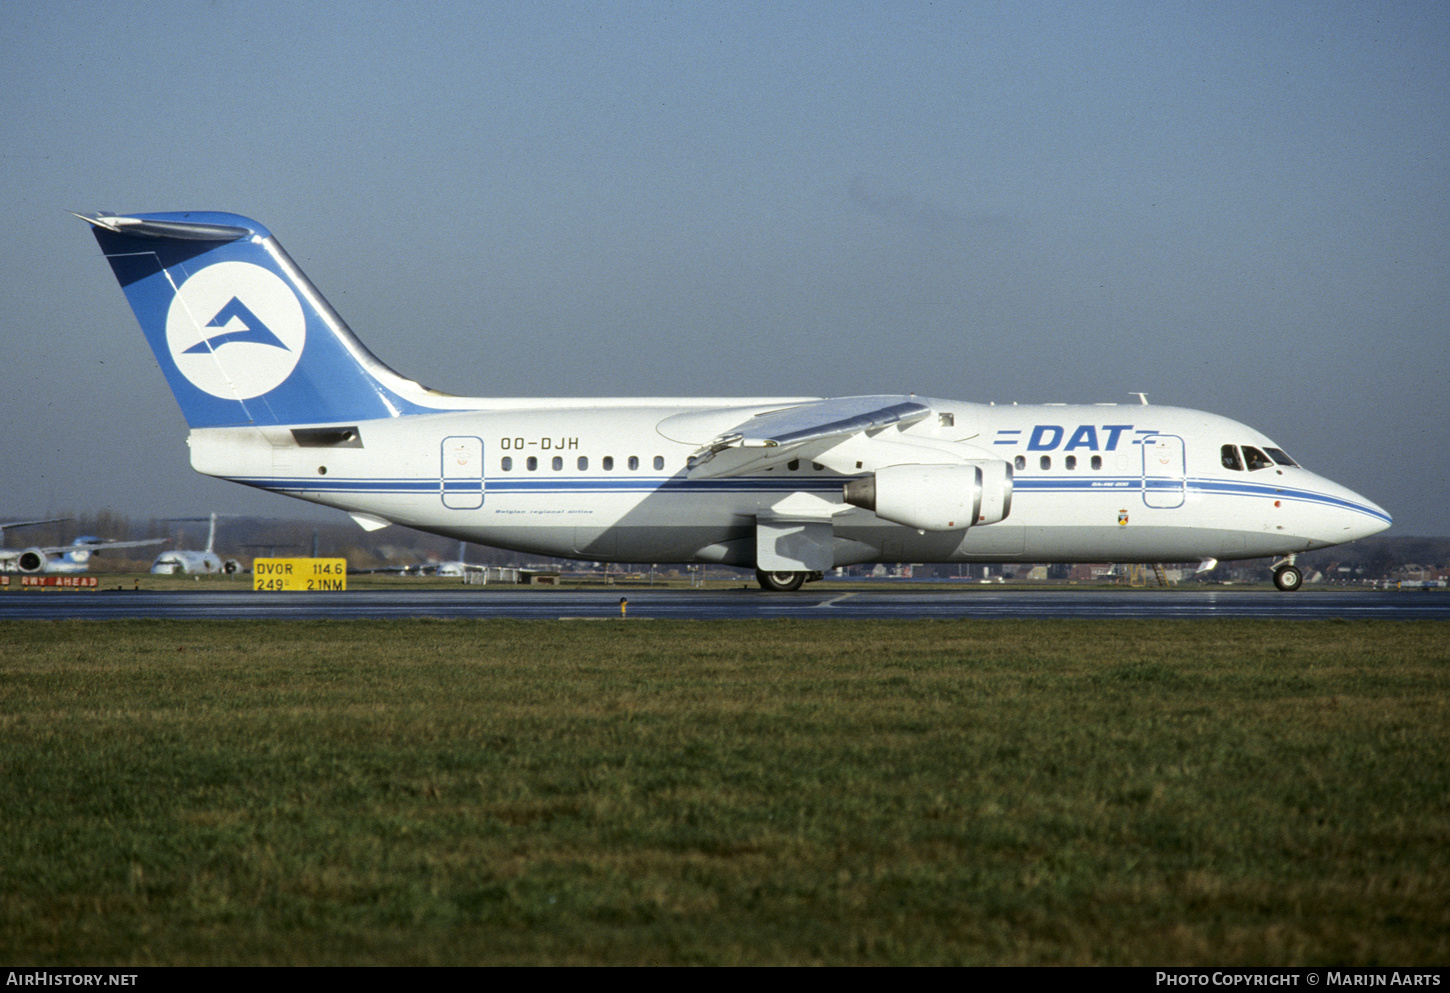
[{"xmin": 1118, "ymin": 509, "xmax": 1129, "ymax": 526}]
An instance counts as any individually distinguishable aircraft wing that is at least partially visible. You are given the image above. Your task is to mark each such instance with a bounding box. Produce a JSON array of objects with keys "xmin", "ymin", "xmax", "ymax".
[
  {"xmin": 2, "ymin": 539, "xmax": 165, "ymax": 558},
  {"xmin": 84, "ymin": 538, "xmax": 168, "ymax": 550},
  {"xmin": 687, "ymin": 395, "xmax": 931, "ymax": 478},
  {"xmin": 1, "ymin": 517, "xmax": 68, "ymax": 532},
  {"xmin": 40, "ymin": 538, "xmax": 168, "ymax": 556}
]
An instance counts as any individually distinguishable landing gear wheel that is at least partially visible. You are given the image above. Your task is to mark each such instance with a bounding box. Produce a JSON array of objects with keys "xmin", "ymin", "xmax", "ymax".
[
  {"xmin": 756, "ymin": 569, "xmax": 807, "ymax": 592},
  {"xmin": 1273, "ymin": 565, "xmax": 1304, "ymax": 592}
]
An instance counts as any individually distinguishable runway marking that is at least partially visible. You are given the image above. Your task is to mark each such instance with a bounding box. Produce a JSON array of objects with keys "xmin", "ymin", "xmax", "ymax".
[
  {"xmin": 2, "ymin": 589, "xmax": 1444, "ymax": 621},
  {"xmin": 558, "ymin": 616, "xmax": 653, "ymax": 621}
]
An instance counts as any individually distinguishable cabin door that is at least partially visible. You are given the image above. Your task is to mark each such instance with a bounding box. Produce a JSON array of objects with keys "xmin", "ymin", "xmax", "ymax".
[
  {"xmin": 441, "ymin": 436, "xmax": 485, "ymax": 509},
  {"xmin": 1140, "ymin": 434, "xmax": 1186, "ymax": 509}
]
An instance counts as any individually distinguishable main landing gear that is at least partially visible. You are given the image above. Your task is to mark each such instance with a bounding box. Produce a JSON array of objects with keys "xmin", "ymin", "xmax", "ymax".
[
  {"xmin": 755, "ymin": 569, "xmax": 810, "ymax": 592},
  {"xmin": 1271, "ymin": 555, "xmax": 1304, "ymax": 592}
]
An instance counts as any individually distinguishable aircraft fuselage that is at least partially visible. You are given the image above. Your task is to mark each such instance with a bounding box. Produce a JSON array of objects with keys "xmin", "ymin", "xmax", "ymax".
[{"xmin": 188, "ymin": 399, "xmax": 1388, "ymax": 569}]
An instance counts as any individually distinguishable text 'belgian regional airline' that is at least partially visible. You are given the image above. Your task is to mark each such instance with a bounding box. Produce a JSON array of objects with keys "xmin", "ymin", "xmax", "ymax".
[{"xmin": 77, "ymin": 211, "xmax": 1390, "ymax": 591}]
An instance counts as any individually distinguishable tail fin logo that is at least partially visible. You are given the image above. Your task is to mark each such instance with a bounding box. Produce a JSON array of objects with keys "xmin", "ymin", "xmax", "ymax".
[
  {"xmin": 165, "ymin": 261, "xmax": 305, "ymax": 400},
  {"xmin": 183, "ymin": 298, "xmax": 290, "ymax": 353}
]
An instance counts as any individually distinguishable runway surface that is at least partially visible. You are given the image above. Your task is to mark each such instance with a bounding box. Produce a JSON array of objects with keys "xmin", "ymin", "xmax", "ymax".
[{"xmin": 1, "ymin": 587, "xmax": 1446, "ymax": 621}]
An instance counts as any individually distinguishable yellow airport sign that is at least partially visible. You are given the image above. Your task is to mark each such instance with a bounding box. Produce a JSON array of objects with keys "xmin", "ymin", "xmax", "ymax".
[{"xmin": 253, "ymin": 558, "xmax": 347, "ymax": 591}]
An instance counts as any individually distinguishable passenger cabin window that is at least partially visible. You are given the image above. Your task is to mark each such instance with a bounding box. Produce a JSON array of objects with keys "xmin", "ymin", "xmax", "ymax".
[
  {"xmin": 526, "ymin": 456, "xmax": 538, "ymax": 471},
  {"xmin": 552, "ymin": 456, "xmax": 563, "ymax": 471},
  {"xmin": 653, "ymin": 456, "xmax": 665, "ymax": 470},
  {"xmin": 578, "ymin": 456, "xmax": 589, "ymax": 471},
  {"xmin": 1222, "ymin": 445, "xmax": 1244, "ymax": 471},
  {"xmin": 628, "ymin": 456, "xmax": 639, "ymax": 471},
  {"xmin": 1091, "ymin": 455, "xmax": 1102, "ymax": 470},
  {"xmin": 501, "ymin": 457, "xmax": 513, "ymax": 471},
  {"xmin": 1015, "ymin": 455, "xmax": 1026, "ymax": 470},
  {"xmin": 603, "ymin": 456, "xmax": 614, "ymax": 470},
  {"xmin": 1065, "ymin": 455, "xmax": 1077, "ymax": 470}
]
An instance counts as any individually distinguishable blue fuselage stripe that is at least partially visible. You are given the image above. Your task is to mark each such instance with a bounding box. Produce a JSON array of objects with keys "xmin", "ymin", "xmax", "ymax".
[{"xmin": 230, "ymin": 472, "xmax": 1390, "ymax": 524}]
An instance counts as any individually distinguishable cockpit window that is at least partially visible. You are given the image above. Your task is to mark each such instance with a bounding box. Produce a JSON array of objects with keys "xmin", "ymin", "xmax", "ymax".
[
  {"xmin": 1242, "ymin": 446, "xmax": 1275, "ymax": 471},
  {"xmin": 1265, "ymin": 447, "xmax": 1298, "ymax": 467},
  {"xmin": 1221, "ymin": 445, "xmax": 1243, "ymax": 471}
]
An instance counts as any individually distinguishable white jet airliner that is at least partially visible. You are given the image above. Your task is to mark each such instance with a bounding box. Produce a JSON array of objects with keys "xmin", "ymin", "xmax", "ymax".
[
  {"xmin": 77, "ymin": 211, "xmax": 1390, "ymax": 591},
  {"xmin": 150, "ymin": 513, "xmax": 240, "ymax": 575}
]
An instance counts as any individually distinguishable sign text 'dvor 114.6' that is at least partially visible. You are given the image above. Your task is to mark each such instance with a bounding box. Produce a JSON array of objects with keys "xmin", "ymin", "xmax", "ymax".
[{"xmin": 252, "ymin": 558, "xmax": 347, "ymax": 591}]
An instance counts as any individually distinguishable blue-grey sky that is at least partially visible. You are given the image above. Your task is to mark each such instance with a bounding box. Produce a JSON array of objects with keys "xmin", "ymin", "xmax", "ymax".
[{"xmin": 3, "ymin": 0, "xmax": 1446, "ymax": 535}]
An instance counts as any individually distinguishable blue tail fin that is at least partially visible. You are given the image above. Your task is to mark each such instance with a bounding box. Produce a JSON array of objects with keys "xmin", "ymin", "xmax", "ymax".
[{"xmin": 77, "ymin": 211, "xmax": 438, "ymax": 428}]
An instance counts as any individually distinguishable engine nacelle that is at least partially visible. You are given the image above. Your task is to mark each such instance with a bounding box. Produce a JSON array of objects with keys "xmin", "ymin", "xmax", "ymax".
[
  {"xmin": 17, "ymin": 549, "xmax": 49, "ymax": 573},
  {"xmin": 974, "ymin": 459, "xmax": 1013, "ymax": 526},
  {"xmin": 842, "ymin": 461, "xmax": 1013, "ymax": 532}
]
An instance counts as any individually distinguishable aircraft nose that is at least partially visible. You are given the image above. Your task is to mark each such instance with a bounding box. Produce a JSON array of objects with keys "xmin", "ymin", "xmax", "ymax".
[
  {"xmin": 1350, "ymin": 493, "xmax": 1392, "ymax": 541},
  {"xmin": 1322, "ymin": 478, "xmax": 1392, "ymax": 543}
]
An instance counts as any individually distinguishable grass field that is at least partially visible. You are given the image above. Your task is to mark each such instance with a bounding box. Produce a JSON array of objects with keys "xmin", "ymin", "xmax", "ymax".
[{"xmin": 1, "ymin": 617, "xmax": 1446, "ymax": 965}]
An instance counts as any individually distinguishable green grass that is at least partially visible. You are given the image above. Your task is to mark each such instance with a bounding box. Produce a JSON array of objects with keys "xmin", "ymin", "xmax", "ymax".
[{"xmin": 1, "ymin": 619, "xmax": 1446, "ymax": 965}]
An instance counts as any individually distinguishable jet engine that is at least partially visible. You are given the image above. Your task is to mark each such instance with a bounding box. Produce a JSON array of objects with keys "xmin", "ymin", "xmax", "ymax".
[
  {"xmin": 842, "ymin": 461, "xmax": 1013, "ymax": 532},
  {"xmin": 17, "ymin": 549, "xmax": 50, "ymax": 573}
]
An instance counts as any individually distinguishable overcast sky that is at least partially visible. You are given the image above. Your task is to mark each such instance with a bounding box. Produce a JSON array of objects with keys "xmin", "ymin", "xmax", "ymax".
[{"xmin": 3, "ymin": 0, "xmax": 1446, "ymax": 536}]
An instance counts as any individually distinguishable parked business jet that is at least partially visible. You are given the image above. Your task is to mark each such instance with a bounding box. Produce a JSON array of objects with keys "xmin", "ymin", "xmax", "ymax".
[{"xmin": 77, "ymin": 211, "xmax": 1391, "ymax": 591}]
